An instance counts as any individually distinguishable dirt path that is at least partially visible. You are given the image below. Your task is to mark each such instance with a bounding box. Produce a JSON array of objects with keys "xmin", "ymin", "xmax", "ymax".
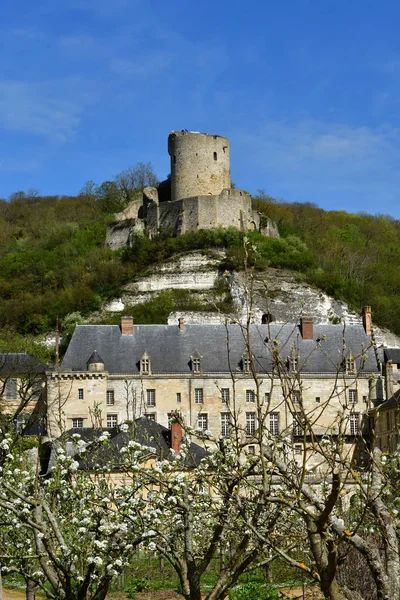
[{"xmin": 2, "ymin": 584, "xmax": 323, "ymax": 600}]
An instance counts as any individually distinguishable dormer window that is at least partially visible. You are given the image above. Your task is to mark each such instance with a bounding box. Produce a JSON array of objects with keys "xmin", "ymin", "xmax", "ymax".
[
  {"xmin": 345, "ymin": 352, "xmax": 356, "ymax": 375},
  {"xmin": 242, "ymin": 352, "xmax": 251, "ymax": 373},
  {"xmin": 288, "ymin": 346, "xmax": 298, "ymax": 373},
  {"xmin": 191, "ymin": 350, "xmax": 202, "ymax": 374},
  {"xmin": 140, "ymin": 352, "xmax": 151, "ymax": 375}
]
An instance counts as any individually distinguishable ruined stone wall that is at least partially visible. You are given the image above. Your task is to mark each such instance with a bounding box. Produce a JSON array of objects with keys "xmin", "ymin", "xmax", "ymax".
[{"xmin": 168, "ymin": 131, "xmax": 231, "ymax": 202}]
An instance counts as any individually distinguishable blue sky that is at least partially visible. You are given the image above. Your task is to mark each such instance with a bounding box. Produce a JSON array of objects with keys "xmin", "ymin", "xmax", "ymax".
[{"xmin": 1, "ymin": 0, "xmax": 400, "ymax": 218}]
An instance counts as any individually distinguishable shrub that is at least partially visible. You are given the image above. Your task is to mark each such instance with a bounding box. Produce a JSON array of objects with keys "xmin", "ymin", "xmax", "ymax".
[
  {"xmin": 229, "ymin": 581, "xmax": 281, "ymax": 600},
  {"xmin": 124, "ymin": 577, "xmax": 150, "ymax": 598}
]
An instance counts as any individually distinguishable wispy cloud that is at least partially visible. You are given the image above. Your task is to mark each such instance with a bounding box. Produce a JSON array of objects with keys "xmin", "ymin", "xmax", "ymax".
[
  {"xmin": 0, "ymin": 78, "xmax": 94, "ymax": 142},
  {"xmin": 109, "ymin": 52, "xmax": 175, "ymax": 77},
  {"xmin": 237, "ymin": 120, "xmax": 400, "ymax": 175}
]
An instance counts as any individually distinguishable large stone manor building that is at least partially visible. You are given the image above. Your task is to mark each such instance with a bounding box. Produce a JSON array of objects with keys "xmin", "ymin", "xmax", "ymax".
[{"xmin": 46, "ymin": 308, "xmax": 388, "ymax": 467}]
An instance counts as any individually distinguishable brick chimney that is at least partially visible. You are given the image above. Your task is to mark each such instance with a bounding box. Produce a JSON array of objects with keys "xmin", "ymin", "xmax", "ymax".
[
  {"xmin": 300, "ymin": 316, "xmax": 313, "ymax": 340},
  {"xmin": 362, "ymin": 306, "xmax": 372, "ymax": 335},
  {"xmin": 171, "ymin": 419, "xmax": 183, "ymax": 454},
  {"xmin": 121, "ymin": 316, "xmax": 134, "ymax": 335},
  {"xmin": 179, "ymin": 318, "xmax": 184, "ymax": 331}
]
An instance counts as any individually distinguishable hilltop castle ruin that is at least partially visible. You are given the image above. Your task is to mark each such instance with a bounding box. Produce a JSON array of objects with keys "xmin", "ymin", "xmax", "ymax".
[{"xmin": 106, "ymin": 130, "xmax": 278, "ymax": 249}]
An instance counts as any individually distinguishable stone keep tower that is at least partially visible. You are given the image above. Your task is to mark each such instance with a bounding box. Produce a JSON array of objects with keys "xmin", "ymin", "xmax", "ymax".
[{"xmin": 168, "ymin": 131, "xmax": 231, "ymax": 202}]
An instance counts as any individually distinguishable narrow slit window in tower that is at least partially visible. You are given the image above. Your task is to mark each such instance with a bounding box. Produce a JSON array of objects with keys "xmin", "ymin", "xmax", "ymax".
[{"xmin": 213, "ymin": 152, "xmax": 217, "ymax": 161}]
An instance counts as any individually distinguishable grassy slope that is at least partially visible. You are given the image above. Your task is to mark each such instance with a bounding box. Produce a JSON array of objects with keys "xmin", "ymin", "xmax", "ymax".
[{"xmin": 0, "ymin": 192, "xmax": 399, "ymax": 361}]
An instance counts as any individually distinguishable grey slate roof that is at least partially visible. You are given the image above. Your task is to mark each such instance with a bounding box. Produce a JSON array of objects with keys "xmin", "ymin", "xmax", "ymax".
[
  {"xmin": 61, "ymin": 323, "xmax": 382, "ymax": 375},
  {"xmin": 43, "ymin": 417, "xmax": 206, "ymax": 474},
  {"xmin": 0, "ymin": 353, "xmax": 47, "ymax": 374},
  {"xmin": 384, "ymin": 349, "xmax": 400, "ymax": 364},
  {"xmin": 86, "ymin": 350, "xmax": 104, "ymax": 365},
  {"xmin": 370, "ymin": 389, "xmax": 400, "ymax": 412}
]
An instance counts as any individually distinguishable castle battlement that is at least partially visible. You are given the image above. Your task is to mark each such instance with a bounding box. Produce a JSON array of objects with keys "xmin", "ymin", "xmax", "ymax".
[{"xmin": 106, "ymin": 130, "xmax": 279, "ymax": 249}]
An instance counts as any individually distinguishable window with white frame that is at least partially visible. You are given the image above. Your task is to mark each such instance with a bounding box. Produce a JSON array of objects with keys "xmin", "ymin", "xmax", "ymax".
[
  {"xmin": 269, "ymin": 412, "xmax": 279, "ymax": 436},
  {"xmin": 221, "ymin": 413, "xmax": 231, "ymax": 437},
  {"xmin": 242, "ymin": 354, "xmax": 251, "ymax": 373},
  {"xmin": 106, "ymin": 390, "xmax": 115, "ymax": 405},
  {"xmin": 246, "ymin": 412, "xmax": 256, "ymax": 436},
  {"xmin": 293, "ymin": 412, "xmax": 303, "ymax": 436},
  {"xmin": 350, "ymin": 413, "xmax": 360, "ymax": 435},
  {"xmin": 198, "ymin": 413, "xmax": 208, "ymax": 431},
  {"xmin": 192, "ymin": 357, "xmax": 201, "ymax": 373},
  {"xmin": 292, "ymin": 390, "xmax": 301, "ymax": 405},
  {"xmin": 106, "ymin": 414, "xmax": 118, "ymax": 428},
  {"xmin": 346, "ymin": 355, "xmax": 356, "ymax": 374},
  {"xmin": 349, "ymin": 389, "xmax": 358, "ymax": 403},
  {"xmin": 246, "ymin": 389, "xmax": 255, "ymax": 403},
  {"xmin": 146, "ymin": 389, "xmax": 156, "ymax": 407},
  {"xmin": 78, "ymin": 388, "xmax": 84, "ymax": 400},
  {"xmin": 140, "ymin": 353, "xmax": 151, "ymax": 375},
  {"xmin": 15, "ymin": 413, "xmax": 29, "ymax": 433},
  {"xmin": 72, "ymin": 418, "xmax": 84, "ymax": 428},
  {"xmin": 221, "ymin": 388, "xmax": 230, "ymax": 403},
  {"xmin": 194, "ymin": 388, "xmax": 203, "ymax": 404},
  {"xmin": 5, "ymin": 379, "xmax": 17, "ymax": 399}
]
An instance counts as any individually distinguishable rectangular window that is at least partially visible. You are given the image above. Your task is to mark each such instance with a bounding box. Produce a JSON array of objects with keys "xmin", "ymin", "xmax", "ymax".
[
  {"xmin": 315, "ymin": 396, "xmax": 321, "ymax": 404},
  {"xmin": 387, "ymin": 412, "xmax": 391, "ymax": 431},
  {"xmin": 293, "ymin": 412, "xmax": 303, "ymax": 436},
  {"xmin": 192, "ymin": 357, "xmax": 201, "ymax": 372},
  {"xmin": 363, "ymin": 395, "xmax": 368, "ymax": 403},
  {"xmin": 292, "ymin": 390, "xmax": 301, "ymax": 405},
  {"xmin": 146, "ymin": 389, "xmax": 156, "ymax": 407},
  {"xmin": 106, "ymin": 414, "xmax": 118, "ymax": 428},
  {"xmin": 198, "ymin": 414, "xmax": 208, "ymax": 431},
  {"xmin": 15, "ymin": 413, "xmax": 28, "ymax": 433},
  {"xmin": 5, "ymin": 379, "xmax": 17, "ymax": 399},
  {"xmin": 78, "ymin": 388, "xmax": 84, "ymax": 400},
  {"xmin": 294, "ymin": 444, "xmax": 302, "ymax": 455},
  {"xmin": 221, "ymin": 413, "xmax": 231, "ymax": 437},
  {"xmin": 247, "ymin": 445, "xmax": 255, "ymax": 455},
  {"xmin": 246, "ymin": 412, "xmax": 256, "ymax": 436},
  {"xmin": 346, "ymin": 358, "xmax": 355, "ymax": 374},
  {"xmin": 72, "ymin": 418, "xmax": 84, "ymax": 428},
  {"xmin": 246, "ymin": 389, "xmax": 255, "ymax": 403},
  {"xmin": 141, "ymin": 358, "xmax": 150, "ymax": 374},
  {"xmin": 221, "ymin": 388, "xmax": 230, "ymax": 403},
  {"xmin": 106, "ymin": 390, "xmax": 115, "ymax": 405},
  {"xmin": 350, "ymin": 413, "xmax": 360, "ymax": 435},
  {"xmin": 269, "ymin": 412, "xmax": 279, "ymax": 436},
  {"xmin": 176, "ymin": 392, "xmax": 182, "ymax": 403},
  {"xmin": 349, "ymin": 389, "xmax": 358, "ymax": 404},
  {"xmin": 146, "ymin": 413, "xmax": 156, "ymax": 422},
  {"xmin": 264, "ymin": 392, "xmax": 271, "ymax": 404},
  {"xmin": 243, "ymin": 357, "xmax": 251, "ymax": 372},
  {"xmin": 194, "ymin": 388, "xmax": 203, "ymax": 404}
]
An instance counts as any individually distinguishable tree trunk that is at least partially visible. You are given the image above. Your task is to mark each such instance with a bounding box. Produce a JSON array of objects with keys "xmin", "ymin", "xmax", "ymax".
[
  {"xmin": 26, "ymin": 578, "xmax": 37, "ymax": 600},
  {"xmin": 0, "ymin": 567, "xmax": 3, "ymax": 600}
]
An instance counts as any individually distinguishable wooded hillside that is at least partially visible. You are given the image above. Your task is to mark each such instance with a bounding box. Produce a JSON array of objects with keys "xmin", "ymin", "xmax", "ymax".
[{"xmin": 0, "ymin": 183, "xmax": 399, "ymax": 359}]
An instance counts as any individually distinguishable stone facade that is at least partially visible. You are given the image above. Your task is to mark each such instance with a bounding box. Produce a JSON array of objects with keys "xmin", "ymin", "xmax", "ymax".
[
  {"xmin": 168, "ymin": 131, "xmax": 231, "ymax": 202},
  {"xmin": 106, "ymin": 130, "xmax": 279, "ymax": 250},
  {"xmin": 45, "ymin": 317, "xmax": 390, "ymax": 469}
]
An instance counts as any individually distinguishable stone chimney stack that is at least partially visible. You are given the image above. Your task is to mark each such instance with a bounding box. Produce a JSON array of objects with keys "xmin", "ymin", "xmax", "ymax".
[
  {"xmin": 171, "ymin": 418, "xmax": 183, "ymax": 454},
  {"xmin": 300, "ymin": 316, "xmax": 313, "ymax": 340},
  {"xmin": 121, "ymin": 316, "xmax": 134, "ymax": 335},
  {"xmin": 362, "ymin": 306, "xmax": 372, "ymax": 335},
  {"xmin": 386, "ymin": 361, "xmax": 394, "ymax": 399},
  {"xmin": 179, "ymin": 318, "xmax": 184, "ymax": 331}
]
